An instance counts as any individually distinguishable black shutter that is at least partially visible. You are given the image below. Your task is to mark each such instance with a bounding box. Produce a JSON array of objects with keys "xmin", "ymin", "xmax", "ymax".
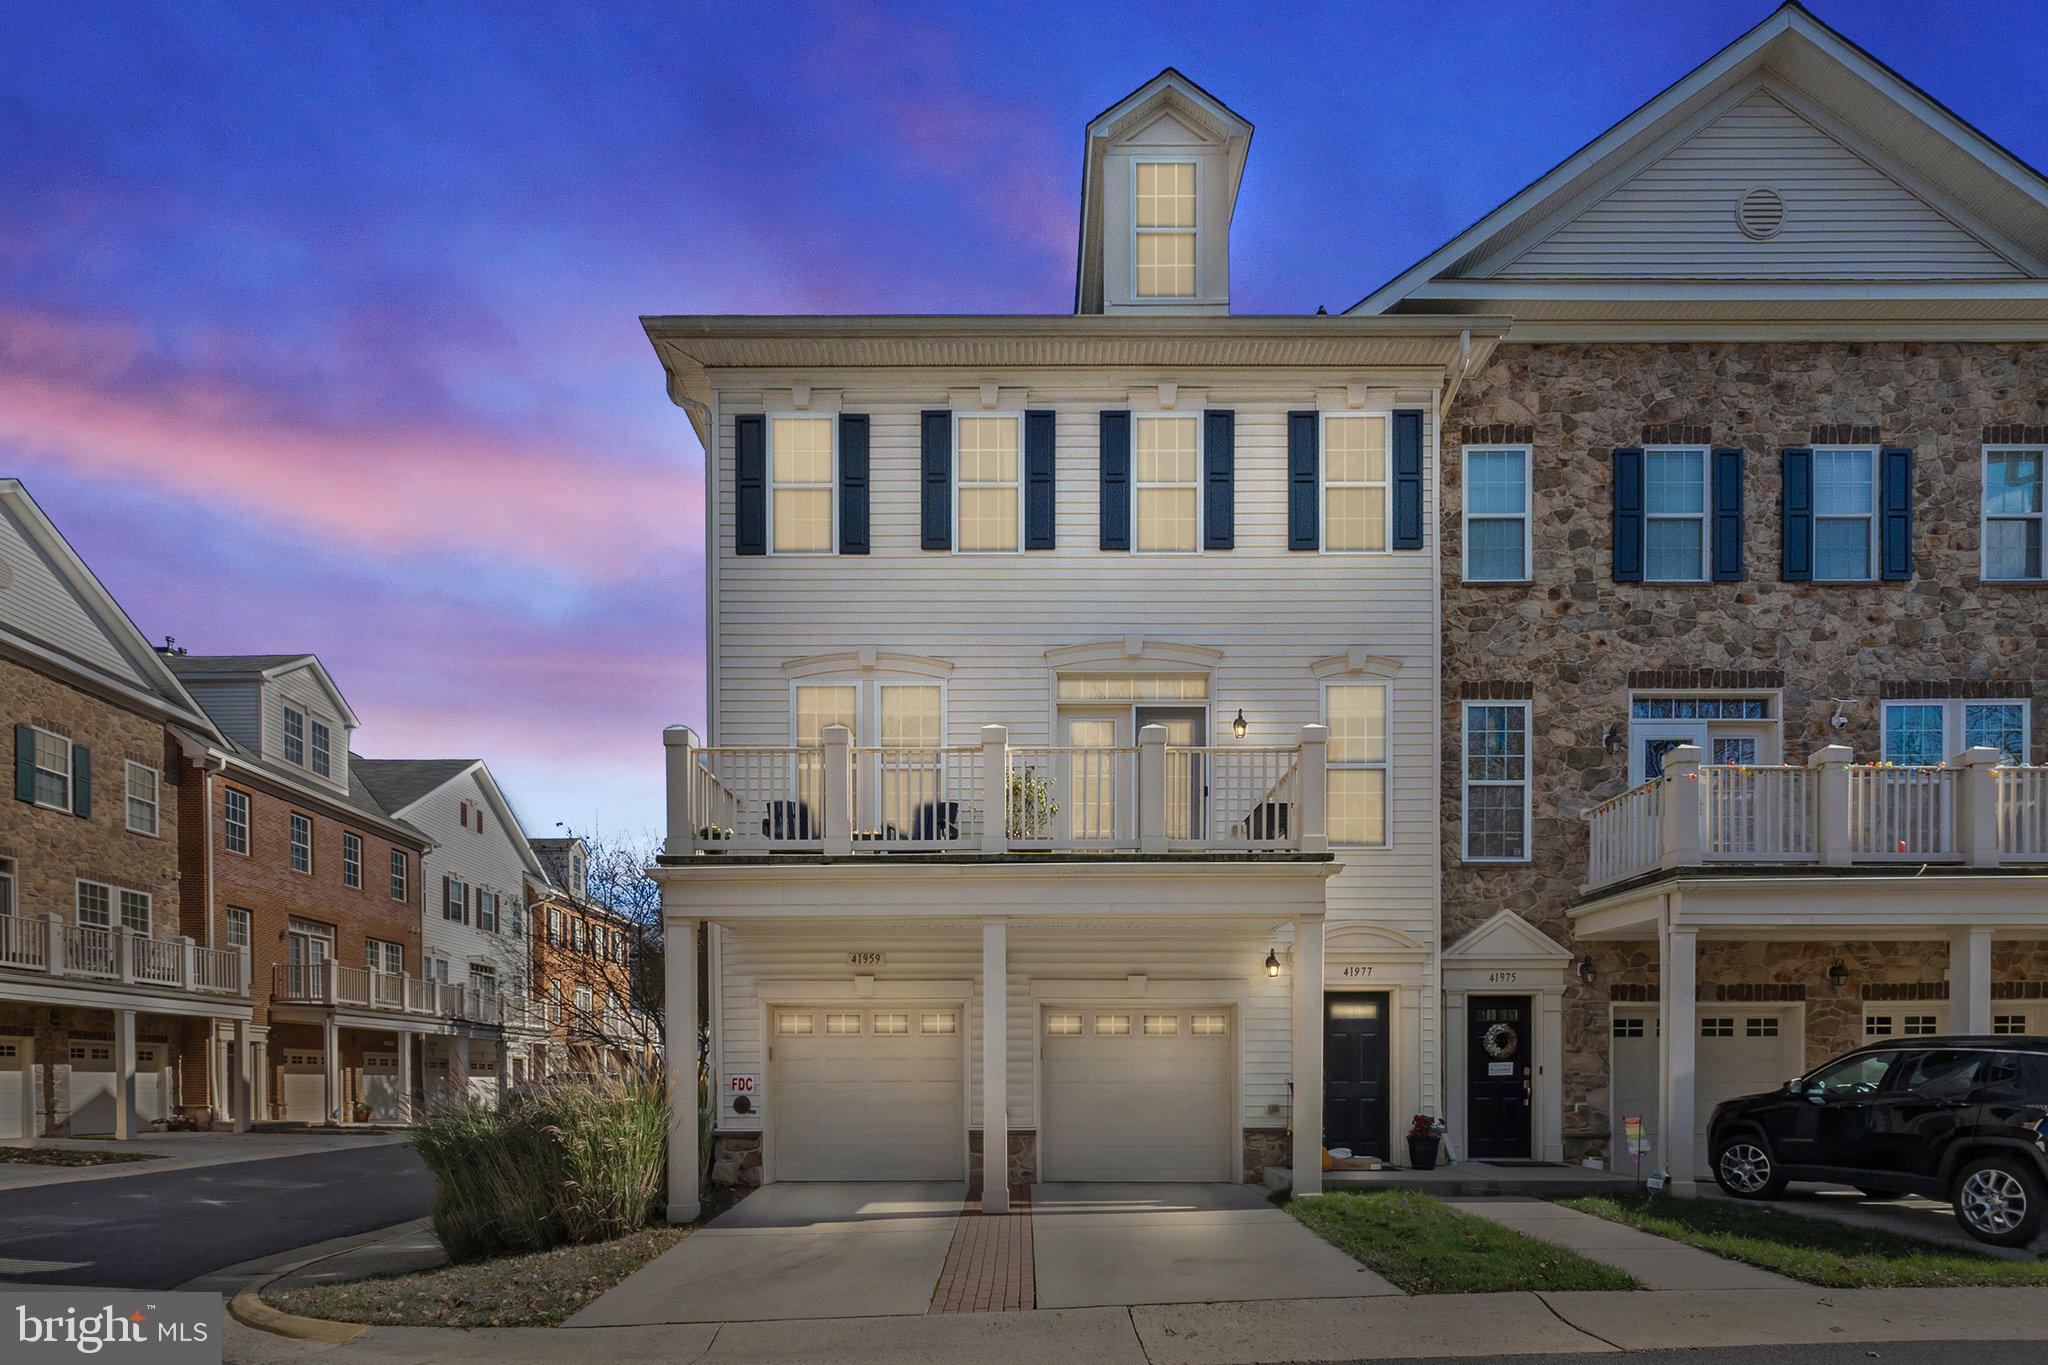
[
  {"xmin": 1710, "ymin": 447, "xmax": 1745, "ymax": 582},
  {"xmin": 71, "ymin": 745, "xmax": 89, "ymax": 818},
  {"xmin": 733, "ymin": 414, "xmax": 766, "ymax": 555},
  {"xmin": 1392, "ymin": 409, "xmax": 1425, "ymax": 549},
  {"xmin": 1780, "ymin": 447, "xmax": 1813, "ymax": 582},
  {"xmin": 1098, "ymin": 411, "xmax": 1130, "ymax": 551},
  {"xmin": 1203, "ymin": 409, "xmax": 1235, "ymax": 550},
  {"xmin": 1287, "ymin": 411, "xmax": 1319, "ymax": 550},
  {"xmin": 1611, "ymin": 448, "xmax": 1644, "ymax": 582},
  {"xmin": 1025, "ymin": 410, "xmax": 1057, "ymax": 550},
  {"xmin": 13, "ymin": 725, "xmax": 33, "ymax": 803},
  {"xmin": 920, "ymin": 410, "xmax": 951, "ymax": 550},
  {"xmin": 837, "ymin": 415, "xmax": 869, "ymax": 555},
  {"xmin": 1880, "ymin": 447, "xmax": 1914, "ymax": 581}
]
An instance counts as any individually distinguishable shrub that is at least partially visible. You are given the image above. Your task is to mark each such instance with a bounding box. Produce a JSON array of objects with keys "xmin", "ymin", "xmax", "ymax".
[{"xmin": 411, "ymin": 1073, "xmax": 673, "ymax": 1261}]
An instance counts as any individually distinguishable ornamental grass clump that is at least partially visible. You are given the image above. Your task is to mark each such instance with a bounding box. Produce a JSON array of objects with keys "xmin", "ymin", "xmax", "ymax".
[{"xmin": 410, "ymin": 1073, "xmax": 670, "ymax": 1261}]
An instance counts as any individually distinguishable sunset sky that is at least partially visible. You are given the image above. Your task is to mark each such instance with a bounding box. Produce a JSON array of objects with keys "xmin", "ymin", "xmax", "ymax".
[{"xmin": 4, "ymin": 1, "xmax": 2043, "ymax": 839}]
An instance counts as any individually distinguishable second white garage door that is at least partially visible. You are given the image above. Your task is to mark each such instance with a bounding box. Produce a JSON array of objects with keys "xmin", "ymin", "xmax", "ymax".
[
  {"xmin": 1610, "ymin": 1007, "xmax": 1800, "ymax": 1178},
  {"xmin": 0, "ymin": 1039, "xmax": 29, "ymax": 1140},
  {"xmin": 769, "ymin": 1005, "xmax": 964, "ymax": 1182},
  {"xmin": 1040, "ymin": 1006, "xmax": 1233, "ymax": 1182}
]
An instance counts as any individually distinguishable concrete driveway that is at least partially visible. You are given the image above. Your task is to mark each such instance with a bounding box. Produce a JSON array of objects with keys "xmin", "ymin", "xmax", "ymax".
[{"xmin": 1030, "ymin": 1183, "xmax": 1396, "ymax": 1307}]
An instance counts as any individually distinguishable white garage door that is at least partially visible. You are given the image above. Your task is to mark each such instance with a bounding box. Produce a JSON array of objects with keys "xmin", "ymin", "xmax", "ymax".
[
  {"xmin": 769, "ymin": 1006, "xmax": 963, "ymax": 1182},
  {"xmin": 467, "ymin": 1050, "xmax": 499, "ymax": 1107},
  {"xmin": 1040, "ymin": 1007, "xmax": 1233, "ymax": 1183},
  {"xmin": 1863, "ymin": 1004, "xmax": 1948, "ymax": 1043},
  {"xmin": 65, "ymin": 1043, "xmax": 115, "ymax": 1134},
  {"xmin": 1607, "ymin": 1010, "xmax": 1660, "ymax": 1171},
  {"xmin": 1609, "ymin": 1008, "xmax": 1801, "ymax": 1178},
  {"xmin": 0, "ymin": 1040, "xmax": 29, "ymax": 1140},
  {"xmin": 1993, "ymin": 1003, "xmax": 2048, "ymax": 1037},
  {"xmin": 282, "ymin": 1053, "xmax": 328, "ymax": 1123},
  {"xmin": 363, "ymin": 1053, "xmax": 404, "ymax": 1122}
]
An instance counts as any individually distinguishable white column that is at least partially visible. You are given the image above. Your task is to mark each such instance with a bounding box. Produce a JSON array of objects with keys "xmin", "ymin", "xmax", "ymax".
[
  {"xmin": 663, "ymin": 725, "xmax": 700, "ymax": 856},
  {"xmin": 230, "ymin": 1018, "xmax": 251, "ymax": 1133},
  {"xmin": 495, "ymin": 1039, "xmax": 510, "ymax": 1107},
  {"xmin": 397, "ymin": 1031, "xmax": 415, "ymax": 1123},
  {"xmin": 1657, "ymin": 918, "xmax": 1698, "ymax": 1195},
  {"xmin": 1137, "ymin": 724, "xmax": 1168, "ymax": 854},
  {"xmin": 1949, "ymin": 927, "xmax": 1994, "ymax": 1035},
  {"xmin": 1538, "ymin": 991, "xmax": 1565, "ymax": 1163},
  {"xmin": 323, "ymin": 1016, "xmax": 342, "ymax": 1125},
  {"xmin": 113, "ymin": 1009, "xmax": 136, "ymax": 1140},
  {"xmin": 1809, "ymin": 745, "xmax": 1854, "ymax": 867},
  {"xmin": 666, "ymin": 916, "xmax": 701, "ymax": 1223},
  {"xmin": 1659, "ymin": 746, "xmax": 1704, "ymax": 868},
  {"xmin": 1292, "ymin": 915, "xmax": 1325, "ymax": 1196},
  {"xmin": 449, "ymin": 1034, "xmax": 470, "ymax": 1105},
  {"xmin": 1952, "ymin": 747, "xmax": 2003, "ymax": 867},
  {"xmin": 1297, "ymin": 724, "xmax": 1329, "ymax": 854},
  {"xmin": 1442, "ymin": 991, "xmax": 1468, "ymax": 1165},
  {"xmin": 18, "ymin": 1040, "xmax": 35, "ymax": 1144},
  {"xmin": 981, "ymin": 918, "xmax": 1009, "ymax": 1214},
  {"xmin": 822, "ymin": 725, "xmax": 854, "ymax": 855},
  {"xmin": 979, "ymin": 726, "xmax": 1009, "ymax": 854}
]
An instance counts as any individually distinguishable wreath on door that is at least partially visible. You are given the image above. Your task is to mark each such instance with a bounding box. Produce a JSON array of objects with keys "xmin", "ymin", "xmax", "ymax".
[{"xmin": 1481, "ymin": 1023, "xmax": 1520, "ymax": 1060}]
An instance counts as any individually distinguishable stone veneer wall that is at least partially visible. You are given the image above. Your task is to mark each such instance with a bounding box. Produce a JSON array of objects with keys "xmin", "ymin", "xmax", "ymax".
[{"xmin": 1442, "ymin": 342, "xmax": 2048, "ymax": 1153}]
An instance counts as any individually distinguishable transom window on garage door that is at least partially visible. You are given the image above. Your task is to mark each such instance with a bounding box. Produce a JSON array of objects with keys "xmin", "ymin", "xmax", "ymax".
[
  {"xmin": 1866, "ymin": 1013, "xmax": 1940, "ymax": 1037},
  {"xmin": 777, "ymin": 1008, "xmax": 955, "ymax": 1036},
  {"xmin": 1046, "ymin": 1010, "xmax": 1223, "ymax": 1037}
]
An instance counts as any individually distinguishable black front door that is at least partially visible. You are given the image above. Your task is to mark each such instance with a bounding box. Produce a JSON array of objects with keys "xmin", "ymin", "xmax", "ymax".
[
  {"xmin": 1324, "ymin": 992, "xmax": 1391, "ymax": 1160},
  {"xmin": 1467, "ymin": 996, "xmax": 1533, "ymax": 1160}
]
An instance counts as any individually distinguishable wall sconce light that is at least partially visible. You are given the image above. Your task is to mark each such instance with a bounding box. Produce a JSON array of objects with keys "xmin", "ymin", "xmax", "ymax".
[
  {"xmin": 1827, "ymin": 962, "xmax": 1849, "ymax": 988},
  {"xmin": 1265, "ymin": 949, "xmax": 1281, "ymax": 978},
  {"xmin": 1603, "ymin": 724, "xmax": 1624, "ymax": 754},
  {"xmin": 1576, "ymin": 956, "xmax": 1597, "ymax": 985},
  {"xmin": 1232, "ymin": 709, "xmax": 1249, "ymax": 740}
]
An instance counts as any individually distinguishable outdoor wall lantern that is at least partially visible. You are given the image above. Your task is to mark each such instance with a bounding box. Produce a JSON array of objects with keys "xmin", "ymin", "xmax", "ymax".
[
  {"xmin": 1232, "ymin": 709, "xmax": 1249, "ymax": 740},
  {"xmin": 1576, "ymin": 956, "xmax": 1597, "ymax": 985},
  {"xmin": 1602, "ymin": 724, "xmax": 1624, "ymax": 754},
  {"xmin": 1827, "ymin": 962, "xmax": 1849, "ymax": 988},
  {"xmin": 1265, "ymin": 949, "xmax": 1281, "ymax": 978}
]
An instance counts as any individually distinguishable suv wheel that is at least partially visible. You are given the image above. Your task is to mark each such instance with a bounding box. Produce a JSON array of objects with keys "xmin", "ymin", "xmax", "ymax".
[
  {"xmin": 1953, "ymin": 1156, "xmax": 2046, "ymax": 1248},
  {"xmin": 1713, "ymin": 1137, "xmax": 1787, "ymax": 1199}
]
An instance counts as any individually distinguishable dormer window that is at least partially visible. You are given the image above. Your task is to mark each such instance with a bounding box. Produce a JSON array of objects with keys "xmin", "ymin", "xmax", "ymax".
[
  {"xmin": 282, "ymin": 705, "xmax": 305, "ymax": 766},
  {"xmin": 1133, "ymin": 161, "xmax": 1197, "ymax": 299},
  {"xmin": 310, "ymin": 719, "xmax": 332, "ymax": 779}
]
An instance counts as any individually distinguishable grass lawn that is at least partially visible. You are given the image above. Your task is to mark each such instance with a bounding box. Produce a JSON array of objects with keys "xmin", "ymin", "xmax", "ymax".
[
  {"xmin": 0, "ymin": 1146, "xmax": 160, "ymax": 1167},
  {"xmin": 1561, "ymin": 1194, "xmax": 2048, "ymax": 1288},
  {"xmin": 1285, "ymin": 1190, "xmax": 1640, "ymax": 1294}
]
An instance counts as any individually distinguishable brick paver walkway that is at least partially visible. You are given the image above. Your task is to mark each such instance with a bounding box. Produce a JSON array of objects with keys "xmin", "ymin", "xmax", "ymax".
[{"xmin": 928, "ymin": 1186, "xmax": 1033, "ymax": 1313}]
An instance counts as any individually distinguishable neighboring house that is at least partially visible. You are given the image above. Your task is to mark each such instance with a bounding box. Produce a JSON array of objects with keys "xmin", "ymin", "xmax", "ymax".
[
  {"xmin": 647, "ymin": 3, "xmax": 2048, "ymax": 1218},
  {"xmin": 529, "ymin": 835, "xmax": 659, "ymax": 1076},
  {"xmin": 649, "ymin": 70, "xmax": 1470, "ymax": 1215},
  {"xmin": 0, "ymin": 481, "xmax": 252, "ymax": 1139},
  {"xmin": 354, "ymin": 759, "xmax": 549, "ymax": 1093},
  {"xmin": 1369, "ymin": 4, "xmax": 2048, "ymax": 1189},
  {"xmin": 163, "ymin": 653, "xmax": 446, "ymax": 1125}
]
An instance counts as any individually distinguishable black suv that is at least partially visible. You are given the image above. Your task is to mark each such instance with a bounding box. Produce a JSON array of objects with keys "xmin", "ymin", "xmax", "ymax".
[{"xmin": 1707, "ymin": 1035, "xmax": 2048, "ymax": 1247}]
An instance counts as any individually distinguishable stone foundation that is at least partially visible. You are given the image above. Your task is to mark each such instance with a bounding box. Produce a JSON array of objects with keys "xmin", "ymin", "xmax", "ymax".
[
  {"xmin": 710, "ymin": 1131, "xmax": 763, "ymax": 1187},
  {"xmin": 967, "ymin": 1129, "xmax": 1038, "ymax": 1185},
  {"xmin": 1242, "ymin": 1127, "xmax": 1290, "ymax": 1183}
]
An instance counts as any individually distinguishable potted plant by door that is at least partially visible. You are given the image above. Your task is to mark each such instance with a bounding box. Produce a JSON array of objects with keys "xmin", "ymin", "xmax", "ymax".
[{"xmin": 1406, "ymin": 1114, "xmax": 1446, "ymax": 1171}]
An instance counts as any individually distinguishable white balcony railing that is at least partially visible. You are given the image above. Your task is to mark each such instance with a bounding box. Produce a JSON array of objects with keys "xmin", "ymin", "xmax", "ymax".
[
  {"xmin": 0, "ymin": 913, "xmax": 247, "ymax": 995},
  {"xmin": 1584, "ymin": 744, "xmax": 2048, "ymax": 893},
  {"xmin": 664, "ymin": 723, "xmax": 1331, "ymax": 858},
  {"xmin": 270, "ymin": 961, "xmax": 527, "ymax": 1027}
]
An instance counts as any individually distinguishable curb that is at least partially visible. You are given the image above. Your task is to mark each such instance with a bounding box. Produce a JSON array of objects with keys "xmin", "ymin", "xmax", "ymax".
[{"xmin": 230, "ymin": 1274, "xmax": 369, "ymax": 1344}]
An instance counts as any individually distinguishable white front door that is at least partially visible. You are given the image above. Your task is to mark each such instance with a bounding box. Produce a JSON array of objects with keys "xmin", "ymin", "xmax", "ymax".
[
  {"xmin": 768, "ymin": 1005, "xmax": 964, "ymax": 1181},
  {"xmin": 1040, "ymin": 1006, "xmax": 1234, "ymax": 1182},
  {"xmin": 0, "ymin": 1039, "xmax": 28, "ymax": 1140}
]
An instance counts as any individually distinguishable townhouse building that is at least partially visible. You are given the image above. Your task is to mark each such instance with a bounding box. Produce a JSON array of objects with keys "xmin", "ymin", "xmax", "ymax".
[
  {"xmin": 530, "ymin": 835, "xmax": 659, "ymax": 1076},
  {"xmin": 649, "ymin": 4, "xmax": 2048, "ymax": 1213},
  {"xmin": 0, "ymin": 481, "xmax": 252, "ymax": 1139}
]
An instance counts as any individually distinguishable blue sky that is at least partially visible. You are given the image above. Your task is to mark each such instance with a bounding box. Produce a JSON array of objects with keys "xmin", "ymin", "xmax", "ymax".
[{"xmin": 2, "ymin": 1, "xmax": 2043, "ymax": 839}]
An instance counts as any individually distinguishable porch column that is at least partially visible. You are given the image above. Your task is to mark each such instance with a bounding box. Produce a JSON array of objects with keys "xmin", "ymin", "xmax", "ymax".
[
  {"xmin": 1948, "ymin": 927, "xmax": 1994, "ymax": 1035},
  {"xmin": 981, "ymin": 918, "xmax": 1009, "ymax": 1214},
  {"xmin": 17, "ymin": 1039, "xmax": 34, "ymax": 1145},
  {"xmin": 1656, "ymin": 919, "xmax": 1698, "ymax": 1195},
  {"xmin": 397, "ymin": 1031, "xmax": 415, "ymax": 1122},
  {"xmin": 1292, "ymin": 914, "xmax": 1325, "ymax": 1196},
  {"xmin": 252, "ymin": 1040, "xmax": 268, "ymax": 1121},
  {"xmin": 666, "ymin": 916, "xmax": 701, "ymax": 1223},
  {"xmin": 112, "ymin": 1009, "xmax": 136, "ymax": 1141},
  {"xmin": 1442, "ymin": 992, "xmax": 1468, "ymax": 1165},
  {"xmin": 449, "ymin": 1034, "xmax": 470, "ymax": 1104},
  {"xmin": 230, "ymin": 1018, "xmax": 251, "ymax": 1133},
  {"xmin": 495, "ymin": 1039, "xmax": 510, "ymax": 1106},
  {"xmin": 323, "ymin": 1016, "xmax": 342, "ymax": 1125}
]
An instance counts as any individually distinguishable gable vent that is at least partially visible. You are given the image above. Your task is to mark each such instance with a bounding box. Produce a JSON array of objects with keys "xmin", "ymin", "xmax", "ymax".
[{"xmin": 1737, "ymin": 187, "xmax": 1785, "ymax": 240}]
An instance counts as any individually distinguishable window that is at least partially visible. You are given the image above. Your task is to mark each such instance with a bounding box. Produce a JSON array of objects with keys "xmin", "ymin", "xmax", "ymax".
[
  {"xmin": 1643, "ymin": 447, "xmax": 1707, "ymax": 582},
  {"xmin": 873, "ymin": 1011, "xmax": 909, "ymax": 1035},
  {"xmin": 920, "ymin": 1011, "xmax": 957, "ymax": 1035},
  {"xmin": 310, "ymin": 719, "xmax": 332, "ymax": 779},
  {"xmin": 119, "ymin": 889, "xmax": 150, "ymax": 934},
  {"xmin": 506, "ymin": 896, "xmax": 524, "ymax": 938},
  {"xmin": 1899, "ymin": 1049, "xmax": 1981, "ymax": 1096},
  {"xmin": 1984, "ymin": 446, "xmax": 2045, "ymax": 581},
  {"xmin": 477, "ymin": 888, "xmax": 499, "ymax": 934},
  {"xmin": 1095, "ymin": 1013, "xmax": 1131, "ymax": 1036},
  {"xmin": 1811, "ymin": 447, "xmax": 1877, "ymax": 581},
  {"xmin": 877, "ymin": 683, "xmax": 944, "ymax": 831},
  {"xmin": 955, "ymin": 415, "xmax": 1021, "ymax": 552},
  {"xmin": 1133, "ymin": 415, "xmax": 1200, "ymax": 552},
  {"xmin": 1046, "ymin": 1012, "xmax": 1083, "ymax": 1036},
  {"xmin": 472, "ymin": 965, "xmax": 497, "ymax": 997},
  {"xmin": 1132, "ymin": 160, "xmax": 1196, "ymax": 298},
  {"xmin": 768, "ymin": 416, "xmax": 834, "ymax": 553},
  {"xmin": 444, "ymin": 877, "xmax": 468, "ymax": 922},
  {"xmin": 124, "ymin": 762, "xmax": 160, "ymax": 836},
  {"xmin": 1903, "ymin": 1015, "xmax": 1938, "ymax": 1036},
  {"xmin": 1463, "ymin": 446, "xmax": 1530, "ymax": 580},
  {"xmin": 1745, "ymin": 1017, "xmax": 1780, "ymax": 1038},
  {"xmin": 282, "ymin": 705, "xmax": 305, "ymax": 766},
  {"xmin": 28, "ymin": 727, "xmax": 70, "ymax": 811},
  {"xmin": 1713, "ymin": 736, "xmax": 1758, "ymax": 765},
  {"xmin": 1865, "ymin": 1014, "xmax": 1895, "ymax": 1038},
  {"xmin": 76, "ymin": 880, "xmax": 111, "ymax": 927},
  {"xmin": 825, "ymin": 1011, "xmax": 861, "ymax": 1036},
  {"xmin": 428, "ymin": 956, "xmax": 450, "ymax": 984},
  {"xmin": 1323, "ymin": 415, "xmax": 1389, "ymax": 553},
  {"xmin": 1995, "ymin": 1014, "xmax": 2029, "ymax": 1036},
  {"xmin": 1612, "ymin": 1017, "xmax": 1646, "ymax": 1039},
  {"xmin": 1807, "ymin": 1051, "xmax": 1895, "ymax": 1096},
  {"xmin": 1700, "ymin": 1017, "xmax": 1735, "ymax": 1038},
  {"xmin": 1142, "ymin": 1013, "xmax": 1178, "ymax": 1036},
  {"xmin": 342, "ymin": 833, "xmax": 362, "ymax": 889},
  {"xmin": 389, "ymin": 849, "xmax": 408, "ymax": 902},
  {"xmin": 225, "ymin": 907, "xmax": 251, "ymax": 949},
  {"xmin": 1882, "ymin": 699, "xmax": 2030, "ymax": 767},
  {"xmin": 224, "ymin": 788, "xmax": 250, "ymax": 855},
  {"xmin": 1190, "ymin": 1012, "xmax": 1229, "ymax": 1037},
  {"xmin": 571, "ymin": 918, "xmax": 586, "ymax": 951},
  {"xmin": 367, "ymin": 938, "xmax": 402, "ymax": 975},
  {"xmin": 289, "ymin": 812, "xmax": 312, "ymax": 873},
  {"xmin": 1326, "ymin": 683, "xmax": 1388, "ymax": 847},
  {"xmin": 1463, "ymin": 702, "xmax": 1530, "ymax": 862}
]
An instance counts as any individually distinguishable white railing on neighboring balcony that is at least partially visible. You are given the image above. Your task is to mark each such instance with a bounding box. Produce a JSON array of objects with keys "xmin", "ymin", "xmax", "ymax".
[
  {"xmin": 0, "ymin": 913, "xmax": 246, "ymax": 995},
  {"xmin": 1583, "ymin": 744, "xmax": 2048, "ymax": 893},
  {"xmin": 664, "ymin": 722, "xmax": 1330, "ymax": 857},
  {"xmin": 271, "ymin": 961, "xmax": 519, "ymax": 1025}
]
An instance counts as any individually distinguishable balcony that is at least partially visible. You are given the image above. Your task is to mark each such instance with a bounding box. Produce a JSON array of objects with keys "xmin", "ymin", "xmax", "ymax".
[
  {"xmin": 662, "ymin": 723, "xmax": 1330, "ymax": 858},
  {"xmin": 0, "ymin": 912, "xmax": 247, "ymax": 996},
  {"xmin": 1585, "ymin": 744, "xmax": 2048, "ymax": 894},
  {"xmin": 271, "ymin": 962, "xmax": 539, "ymax": 1029}
]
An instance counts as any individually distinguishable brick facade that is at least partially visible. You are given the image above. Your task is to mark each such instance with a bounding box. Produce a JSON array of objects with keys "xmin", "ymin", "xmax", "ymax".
[{"xmin": 1441, "ymin": 340, "xmax": 2048, "ymax": 1153}]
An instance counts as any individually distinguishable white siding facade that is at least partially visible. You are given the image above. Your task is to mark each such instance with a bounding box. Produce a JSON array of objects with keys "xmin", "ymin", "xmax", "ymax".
[{"xmin": 408, "ymin": 770, "xmax": 534, "ymax": 993}]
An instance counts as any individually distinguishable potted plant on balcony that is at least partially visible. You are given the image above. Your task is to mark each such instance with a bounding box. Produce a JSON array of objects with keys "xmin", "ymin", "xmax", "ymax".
[
  {"xmin": 1406, "ymin": 1113, "xmax": 1446, "ymax": 1171},
  {"xmin": 1004, "ymin": 770, "xmax": 1060, "ymax": 840},
  {"xmin": 696, "ymin": 825, "xmax": 733, "ymax": 852}
]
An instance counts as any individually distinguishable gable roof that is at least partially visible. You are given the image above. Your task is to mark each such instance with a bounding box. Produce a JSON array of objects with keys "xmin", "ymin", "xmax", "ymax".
[
  {"xmin": 355, "ymin": 757, "xmax": 550, "ymax": 881},
  {"xmin": 0, "ymin": 479, "xmax": 224, "ymax": 741},
  {"xmin": 1351, "ymin": 3, "xmax": 2048, "ymax": 329},
  {"xmin": 166, "ymin": 652, "xmax": 361, "ymax": 728}
]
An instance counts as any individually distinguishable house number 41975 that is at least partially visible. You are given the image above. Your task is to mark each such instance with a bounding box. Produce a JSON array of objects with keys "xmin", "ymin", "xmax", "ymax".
[{"xmin": 1487, "ymin": 971, "xmax": 1519, "ymax": 984}]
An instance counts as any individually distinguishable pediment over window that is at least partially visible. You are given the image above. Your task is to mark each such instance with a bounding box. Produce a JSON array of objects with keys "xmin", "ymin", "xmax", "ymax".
[
  {"xmin": 1309, "ymin": 648, "xmax": 1402, "ymax": 680},
  {"xmin": 781, "ymin": 649, "xmax": 954, "ymax": 680},
  {"xmin": 1323, "ymin": 921, "xmax": 1431, "ymax": 958},
  {"xmin": 1044, "ymin": 638, "xmax": 1223, "ymax": 672}
]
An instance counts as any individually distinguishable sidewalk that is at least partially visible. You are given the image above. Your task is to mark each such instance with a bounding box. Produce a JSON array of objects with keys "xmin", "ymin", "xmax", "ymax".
[
  {"xmin": 0, "ymin": 1131, "xmax": 405, "ymax": 1191},
  {"xmin": 1447, "ymin": 1195, "xmax": 1793, "ymax": 1290}
]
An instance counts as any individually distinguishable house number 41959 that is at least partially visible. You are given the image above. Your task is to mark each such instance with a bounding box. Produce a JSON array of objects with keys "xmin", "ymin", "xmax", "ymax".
[{"xmin": 849, "ymin": 952, "xmax": 886, "ymax": 967}]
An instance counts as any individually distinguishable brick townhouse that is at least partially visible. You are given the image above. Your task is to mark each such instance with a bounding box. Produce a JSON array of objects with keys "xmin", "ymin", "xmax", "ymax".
[{"xmin": 529, "ymin": 835, "xmax": 658, "ymax": 1076}]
